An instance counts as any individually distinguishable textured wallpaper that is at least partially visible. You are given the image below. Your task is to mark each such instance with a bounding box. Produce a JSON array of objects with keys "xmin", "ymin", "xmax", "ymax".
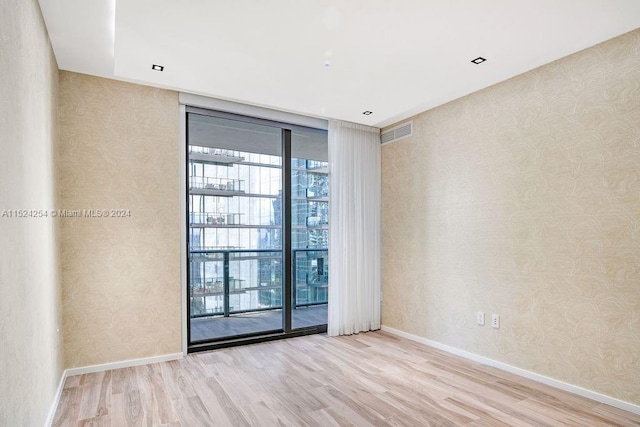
[
  {"xmin": 0, "ymin": 0, "xmax": 63, "ymax": 425},
  {"xmin": 58, "ymin": 72, "xmax": 181, "ymax": 368},
  {"xmin": 382, "ymin": 29, "xmax": 640, "ymax": 405}
]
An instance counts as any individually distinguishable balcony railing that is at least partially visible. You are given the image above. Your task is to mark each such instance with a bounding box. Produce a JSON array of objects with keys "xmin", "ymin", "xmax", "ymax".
[
  {"xmin": 190, "ymin": 212, "xmax": 245, "ymax": 226},
  {"xmin": 189, "ymin": 176, "xmax": 245, "ymax": 193},
  {"xmin": 293, "ymin": 248, "xmax": 328, "ymax": 307},
  {"xmin": 189, "ymin": 248, "xmax": 328, "ymax": 318},
  {"xmin": 188, "ymin": 147, "xmax": 245, "ymax": 165}
]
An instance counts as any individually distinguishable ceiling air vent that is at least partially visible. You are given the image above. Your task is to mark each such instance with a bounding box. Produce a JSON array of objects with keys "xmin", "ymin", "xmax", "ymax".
[{"xmin": 380, "ymin": 121, "xmax": 413, "ymax": 145}]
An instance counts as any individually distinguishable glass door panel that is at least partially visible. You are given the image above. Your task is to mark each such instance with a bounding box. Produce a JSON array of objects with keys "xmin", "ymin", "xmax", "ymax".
[
  {"xmin": 291, "ymin": 127, "xmax": 329, "ymax": 329},
  {"xmin": 188, "ymin": 113, "xmax": 283, "ymax": 343}
]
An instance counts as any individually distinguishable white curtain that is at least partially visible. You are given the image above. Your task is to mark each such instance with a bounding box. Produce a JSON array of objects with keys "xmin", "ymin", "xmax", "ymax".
[{"xmin": 327, "ymin": 120, "xmax": 381, "ymax": 336}]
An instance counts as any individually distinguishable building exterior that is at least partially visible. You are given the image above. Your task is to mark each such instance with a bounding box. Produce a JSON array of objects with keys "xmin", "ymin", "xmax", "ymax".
[{"xmin": 188, "ymin": 129, "xmax": 329, "ymax": 321}]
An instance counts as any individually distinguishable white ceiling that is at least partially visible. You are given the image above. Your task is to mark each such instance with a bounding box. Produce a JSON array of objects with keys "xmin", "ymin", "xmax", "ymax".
[{"xmin": 39, "ymin": 0, "xmax": 640, "ymax": 128}]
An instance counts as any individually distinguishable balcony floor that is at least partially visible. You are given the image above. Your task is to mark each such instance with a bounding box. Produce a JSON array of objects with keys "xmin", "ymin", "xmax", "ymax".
[{"xmin": 190, "ymin": 304, "xmax": 327, "ymax": 342}]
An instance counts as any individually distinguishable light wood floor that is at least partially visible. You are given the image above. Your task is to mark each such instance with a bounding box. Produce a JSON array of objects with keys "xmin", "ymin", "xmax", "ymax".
[{"xmin": 53, "ymin": 331, "xmax": 640, "ymax": 426}]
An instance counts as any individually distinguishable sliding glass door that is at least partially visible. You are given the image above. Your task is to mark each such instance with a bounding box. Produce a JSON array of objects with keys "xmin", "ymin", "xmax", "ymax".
[
  {"xmin": 187, "ymin": 108, "xmax": 327, "ymax": 349},
  {"xmin": 291, "ymin": 129, "xmax": 329, "ymax": 329}
]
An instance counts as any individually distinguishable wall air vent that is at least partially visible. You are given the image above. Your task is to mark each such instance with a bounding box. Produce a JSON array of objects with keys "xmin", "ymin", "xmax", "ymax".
[{"xmin": 380, "ymin": 121, "xmax": 413, "ymax": 145}]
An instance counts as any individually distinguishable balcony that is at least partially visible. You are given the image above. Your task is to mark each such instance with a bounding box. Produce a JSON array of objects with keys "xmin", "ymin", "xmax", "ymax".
[
  {"xmin": 189, "ymin": 212, "xmax": 246, "ymax": 227},
  {"xmin": 188, "ymin": 147, "xmax": 245, "ymax": 166},
  {"xmin": 189, "ymin": 248, "xmax": 328, "ymax": 341},
  {"xmin": 189, "ymin": 176, "xmax": 246, "ymax": 196}
]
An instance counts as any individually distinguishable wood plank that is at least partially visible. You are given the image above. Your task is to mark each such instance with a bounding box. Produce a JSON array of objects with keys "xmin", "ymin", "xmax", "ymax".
[
  {"xmin": 78, "ymin": 371, "xmax": 110, "ymax": 420},
  {"xmin": 52, "ymin": 385, "xmax": 82, "ymax": 426},
  {"xmin": 51, "ymin": 332, "xmax": 640, "ymax": 426}
]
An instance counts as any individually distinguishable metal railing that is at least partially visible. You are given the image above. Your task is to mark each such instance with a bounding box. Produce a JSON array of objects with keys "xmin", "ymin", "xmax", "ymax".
[
  {"xmin": 190, "ymin": 212, "xmax": 245, "ymax": 226},
  {"xmin": 189, "ymin": 248, "xmax": 328, "ymax": 318},
  {"xmin": 189, "ymin": 176, "xmax": 245, "ymax": 192},
  {"xmin": 292, "ymin": 249, "xmax": 328, "ymax": 306},
  {"xmin": 188, "ymin": 147, "xmax": 244, "ymax": 159}
]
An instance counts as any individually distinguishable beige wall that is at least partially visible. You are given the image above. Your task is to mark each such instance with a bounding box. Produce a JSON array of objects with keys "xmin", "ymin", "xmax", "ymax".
[
  {"xmin": 58, "ymin": 72, "xmax": 182, "ymax": 368},
  {"xmin": 0, "ymin": 0, "xmax": 63, "ymax": 425},
  {"xmin": 382, "ymin": 29, "xmax": 640, "ymax": 405}
]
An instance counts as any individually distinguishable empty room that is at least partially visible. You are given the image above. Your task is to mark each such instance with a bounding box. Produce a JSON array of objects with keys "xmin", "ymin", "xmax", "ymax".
[{"xmin": 1, "ymin": 0, "xmax": 639, "ymax": 426}]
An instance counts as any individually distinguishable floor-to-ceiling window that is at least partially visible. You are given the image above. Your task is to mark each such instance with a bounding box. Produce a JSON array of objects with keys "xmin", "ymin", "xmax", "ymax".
[
  {"xmin": 187, "ymin": 108, "xmax": 328, "ymax": 350},
  {"xmin": 291, "ymin": 129, "xmax": 329, "ymax": 329}
]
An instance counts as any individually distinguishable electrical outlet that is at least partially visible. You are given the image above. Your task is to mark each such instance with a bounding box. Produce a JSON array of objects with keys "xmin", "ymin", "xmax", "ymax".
[
  {"xmin": 491, "ymin": 314, "xmax": 500, "ymax": 329},
  {"xmin": 476, "ymin": 311, "xmax": 485, "ymax": 325}
]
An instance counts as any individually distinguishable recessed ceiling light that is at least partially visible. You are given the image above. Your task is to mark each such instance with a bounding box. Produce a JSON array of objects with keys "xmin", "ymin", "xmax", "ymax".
[
  {"xmin": 363, "ymin": 111, "xmax": 373, "ymax": 115},
  {"xmin": 471, "ymin": 57, "xmax": 486, "ymax": 64},
  {"xmin": 151, "ymin": 64, "xmax": 164, "ymax": 71}
]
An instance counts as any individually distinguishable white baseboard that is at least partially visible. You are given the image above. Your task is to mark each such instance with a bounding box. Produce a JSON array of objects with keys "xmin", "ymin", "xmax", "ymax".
[
  {"xmin": 45, "ymin": 352, "xmax": 183, "ymax": 426},
  {"xmin": 381, "ymin": 325, "xmax": 640, "ymax": 416},
  {"xmin": 45, "ymin": 369, "xmax": 67, "ymax": 427},
  {"xmin": 65, "ymin": 352, "xmax": 184, "ymax": 377}
]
